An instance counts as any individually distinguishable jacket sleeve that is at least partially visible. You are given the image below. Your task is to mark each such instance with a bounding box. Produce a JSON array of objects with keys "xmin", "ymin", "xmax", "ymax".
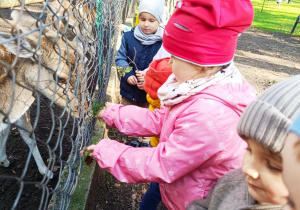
[
  {"xmin": 102, "ymin": 103, "xmax": 166, "ymax": 137},
  {"xmin": 115, "ymin": 35, "xmax": 135, "ymax": 81},
  {"xmin": 94, "ymin": 107, "xmax": 225, "ymax": 184}
]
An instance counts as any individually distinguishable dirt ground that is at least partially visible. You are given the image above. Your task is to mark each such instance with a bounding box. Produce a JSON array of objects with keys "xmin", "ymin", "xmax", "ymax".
[
  {"xmin": 235, "ymin": 27, "xmax": 300, "ymax": 93},
  {"xmin": 0, "ymin": 27, "xmax": 299, "ymax": 210},
  {"xmin": 0, "ymin": 96, "xmax": 74, "ymax": 210},
  {"xmin": 87, "ymin": 27, "xmax": 300, "ymax": 210}
]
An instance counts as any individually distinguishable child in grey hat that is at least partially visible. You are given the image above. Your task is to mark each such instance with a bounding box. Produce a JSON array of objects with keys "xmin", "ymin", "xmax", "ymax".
[{"xmin": 187, "ymin": 74, "xmax": 300, "ymax": 210}]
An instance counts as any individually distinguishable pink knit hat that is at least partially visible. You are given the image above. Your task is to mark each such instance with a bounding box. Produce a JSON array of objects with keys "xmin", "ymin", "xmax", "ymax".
[{"xmin": 163, "ymin": 0, "xmax": 254, "ymax": 66}]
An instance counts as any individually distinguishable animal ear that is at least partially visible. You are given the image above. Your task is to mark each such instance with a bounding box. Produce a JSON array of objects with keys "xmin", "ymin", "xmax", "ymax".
[
  {"xmin": 11, "ymin": 9, "xmax": 59, "ymax": 42},
  {"xmin": 0, "ymin": 32, "xmax": 34, "ymax": 58},
  {"xmin": 10, "ymin": 10, "xmax": 37, "ymax": 32}
]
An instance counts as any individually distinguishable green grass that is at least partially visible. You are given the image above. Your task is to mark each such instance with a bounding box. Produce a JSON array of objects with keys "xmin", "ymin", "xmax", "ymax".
[
  {"xmin": 251, "ymin": 0, "xmax": 300, "ymax": 36},
  {"xmin": 69, "ymin": 121, "xmax": 105, "ymax": 210}
]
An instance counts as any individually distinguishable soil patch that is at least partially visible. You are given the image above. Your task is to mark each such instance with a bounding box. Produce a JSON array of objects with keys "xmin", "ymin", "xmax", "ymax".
[
  {"xmin": 85, "ymin": 129, "xmax": 167, "ymax": 210},
  {"xmin": 0, "ymin": 96, "xmax": 75, "ymax": 210}
]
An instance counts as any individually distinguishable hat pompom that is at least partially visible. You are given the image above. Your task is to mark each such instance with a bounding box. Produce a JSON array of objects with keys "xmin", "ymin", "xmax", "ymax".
[{"xmin": 144, "ymin": 58, "xmax": 173, "ymax": 99}]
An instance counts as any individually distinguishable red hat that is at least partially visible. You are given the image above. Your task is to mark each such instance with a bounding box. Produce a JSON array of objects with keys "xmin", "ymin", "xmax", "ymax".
[
  {"xmin": 163, "ymin": 0, "xmax": 254, "ymax": 66},
  {"xmin": 144, "ymin": 58, "xmax": 173, "ymax": 99}
]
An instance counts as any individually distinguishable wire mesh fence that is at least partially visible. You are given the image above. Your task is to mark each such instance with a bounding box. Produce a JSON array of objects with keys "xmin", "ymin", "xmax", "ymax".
[
  {"xmin": 0, "ymin": 0, "xmax": 126, "ymax": 209},
  {"xmin": 165, "ymin": 0, "xmax": 176, "ymax": 16}
]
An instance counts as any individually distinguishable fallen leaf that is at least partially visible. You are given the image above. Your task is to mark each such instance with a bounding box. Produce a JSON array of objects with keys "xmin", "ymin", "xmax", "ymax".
[
  {"xmin": 114, "ymin": 183, "xmax": 121, "ymax": 187},
  {"xmin": 53, "ymin": 166, "xmax": 60, "ymax": 172}
]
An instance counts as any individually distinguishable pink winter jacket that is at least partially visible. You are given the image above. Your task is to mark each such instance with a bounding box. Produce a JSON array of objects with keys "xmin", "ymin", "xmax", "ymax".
[{"xmin": 93, "ymin": 80, "xmax": 256, "ymax": 210}]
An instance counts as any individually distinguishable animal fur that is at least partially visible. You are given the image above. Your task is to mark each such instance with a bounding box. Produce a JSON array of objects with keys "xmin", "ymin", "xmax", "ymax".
[
  {"xmin": 0, "ymin": 0, "xmax": 44, "ymax": 9},
  {"xmin": 0, "ymin": 0, "xmax": 96, "ymax": 178}
]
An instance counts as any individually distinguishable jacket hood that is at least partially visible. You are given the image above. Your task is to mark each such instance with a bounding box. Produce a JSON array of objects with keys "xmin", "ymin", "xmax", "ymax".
[{"xmin": 144, "ymin": 57, "xmax": 173, "ymax": 99}]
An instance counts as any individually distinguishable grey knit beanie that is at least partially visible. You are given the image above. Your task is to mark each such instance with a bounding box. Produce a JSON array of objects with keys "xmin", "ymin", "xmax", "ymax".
[
  {"xmin": 138, "ymin": 0, "xmax": 165, "ymax": 23},
  {"xmin": 237, "ymin": 75, "xmax": 300, "ymax": 155}
]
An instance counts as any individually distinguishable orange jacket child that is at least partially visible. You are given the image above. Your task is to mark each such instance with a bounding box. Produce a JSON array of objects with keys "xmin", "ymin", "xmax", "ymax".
[{"xmin": 144, "ymin": 57, "xmax": 173, "ymax": 147}]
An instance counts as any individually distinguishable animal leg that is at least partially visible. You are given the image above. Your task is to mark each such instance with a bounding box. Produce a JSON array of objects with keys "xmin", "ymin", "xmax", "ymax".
[
  {"xmin": 0, "ymin": 123, "xmax": 11, "ymax": 167},
  {"xmin": 15, "ymin": 111, "xmax": 53, "ymax": 179}
]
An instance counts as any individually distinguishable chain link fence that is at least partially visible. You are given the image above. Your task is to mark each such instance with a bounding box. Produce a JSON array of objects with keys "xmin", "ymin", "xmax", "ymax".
[
  {"xmin": 165, "ymin": 0, "xmax": 176, "ymax": 16},
  {"xmin": 0, "ymin": 0, "xmax": 126, "ymax": 209}
]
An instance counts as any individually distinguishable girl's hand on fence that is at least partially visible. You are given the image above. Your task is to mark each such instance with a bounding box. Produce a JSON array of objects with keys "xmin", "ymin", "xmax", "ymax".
[
  {"xmin": 86, "ymin": 145, "xmax": 96, "ymax": 156},
  {"xmin": 95, "ymin": 102, "xmax": 112, "ymax": 119},
  {"xmin": 95, "ymin": 109, "xmax": 105, "ymax": 119},
  {"xmin": 127, "ymin": 75, "xmax": 138, "ymax": 85},
  {"xmin": 80, "ymin": 145, "xmax": 96, "ymax": 157}
]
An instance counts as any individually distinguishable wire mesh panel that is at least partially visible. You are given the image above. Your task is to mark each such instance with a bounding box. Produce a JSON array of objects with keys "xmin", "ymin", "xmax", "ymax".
[
  {"xmin": 165, "ymin": 0, "xmax": 176, "ymax": 15},
  {"xmin": 0, "ymin": 0, "xmax": 125, "ymax": 209}
]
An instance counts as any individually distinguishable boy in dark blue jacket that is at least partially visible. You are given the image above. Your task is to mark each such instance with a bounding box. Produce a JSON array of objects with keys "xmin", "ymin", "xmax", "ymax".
[{"xmin": 115, "ymin": 0, "xmax": 164, "ymax": 107}]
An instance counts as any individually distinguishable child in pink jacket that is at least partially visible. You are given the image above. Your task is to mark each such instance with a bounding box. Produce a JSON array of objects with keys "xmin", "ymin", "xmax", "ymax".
[{"xmin": 85, "ymin": 1, "xmax": 256, "ymax": 209}]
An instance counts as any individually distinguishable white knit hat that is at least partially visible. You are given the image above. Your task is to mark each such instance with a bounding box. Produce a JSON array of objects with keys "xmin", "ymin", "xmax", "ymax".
[
  {"xmin": 237, "ymin": 75, "xmax": 300, "ymax": 155},
  {"xmin": 138, "ymin": 0, "xmax": 165, "ymax": 23}
]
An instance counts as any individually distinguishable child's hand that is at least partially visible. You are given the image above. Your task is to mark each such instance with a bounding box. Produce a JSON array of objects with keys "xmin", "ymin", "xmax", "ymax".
[
  {"xmin": 127, "ymin": 75, "xmax": 138, "ymax": 85},
  {"xmin": 80, "ymin": 145, "xmax": 97, "ymax": 160},
  {"xmin": 137, "ymin": 82, "xmax": 144, "ymax": 90},
  {"xmin": 118, "ymin": 24, "xmax": 131, "ymax": 33},
  {"xmin": 135, "ymin": 70, "xmax": 145, "ymax": 83},
  {"xmin": 95, "ymin": 102, "xmax": 112, "ymax": 119},
  {"xmin": 86, "ymin": 145, "xmax": 96, "ymax": 156}
]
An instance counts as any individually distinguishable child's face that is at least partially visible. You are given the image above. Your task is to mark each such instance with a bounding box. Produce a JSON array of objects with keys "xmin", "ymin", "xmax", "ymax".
[
  {"xmin": 169, "ymin": 56, "xmax": 202, "ymax": 84},
  {"xmin": 242, "ymin": 138, "xmax": 288, "ymax": 205},
  {"xmin": 139, "ymin": 12, "xmax": 159, "ymax": 35},
  {"xmin": 283, "ymin": 132, "xmax": 300, "ymax": 210}
]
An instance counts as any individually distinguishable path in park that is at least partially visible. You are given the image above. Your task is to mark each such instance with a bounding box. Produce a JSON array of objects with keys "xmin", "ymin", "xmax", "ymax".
[{"xmin": 236, "ymin": 27, "xmax": 300, "ymax": 93}]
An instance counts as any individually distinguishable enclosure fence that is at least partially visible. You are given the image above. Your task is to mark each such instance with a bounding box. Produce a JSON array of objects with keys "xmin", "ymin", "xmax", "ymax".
[{"xmin": 0, "ymin": 0, "xmax": 126, "ymax": 209}]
